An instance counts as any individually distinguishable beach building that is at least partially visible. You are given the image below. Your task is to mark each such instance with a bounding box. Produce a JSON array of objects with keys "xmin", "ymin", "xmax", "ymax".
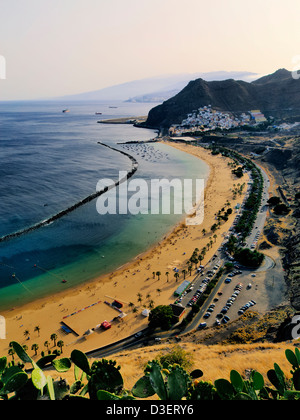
[
  {"xmin": 169, "ymin": 304, "xmax": 186, "ymax": 323},
  {"xmin": 142, "ymin": 309, "xmax": 150, "ymax": 317},
  {"xmin": 174, "ymin": 280, "xmax": 191, "ymax": 297},
  {"xmin": 101, "ymin": 321, "xmax": 112, "ymax": 330},
  {"xmin": 250, "ymin": 110, "xmax": 267, "ymax": 123}
]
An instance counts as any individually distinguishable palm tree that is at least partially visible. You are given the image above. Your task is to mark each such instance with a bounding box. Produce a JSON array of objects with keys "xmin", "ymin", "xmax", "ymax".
[
  {"xmin": 57, "ymin": 340, "xmax": 64, "ymax": 354},
  {"xmin": 188, "ymin": 265, "xmax": 192, "ymax": 276},
  {"xmin": 182, "ymin": 269, "xmax": 187, "ymax": 279},
  {"xmin": 165, "ymin": 272, "xmax": 169, "ymax": 282},
  {"xmin": 44, "ymin": 341, "xmax": 50, "ymax": 352},
  {"xmin": 202, "ymin": 228, "xmax": 206, "ymax": 236},
  {"xmin": 148, "ymin": 300, "xmax": 155, "ymax": 310},
  {"xmin": 174, "ymin": 273, "xmax": 180, "ymax": 282},
  {"xmin": 213, "ymin": 234, "xmax": 218, "ymax": 243},
  {"xmin": 156, "ymin": 271, "xmax": 161, "ymax": 281},
  {"xmin": 50, "ymin": 333, "xmax": 57, "ymax": 347},
  {"xmin": 211, "ymin": 224, "xmax": 218, "ymax": 233},
  {"xmin": 191, "ymin": 256, "xmax": 198, "ymax": 268},
  {"xmin": 152, "ymin": 271, "xmax": 156, "ymax": 279},
  {"xmin": 156, "ymin": 288, "xmax": 161, "ymax": 296},
  {"xmin": 34, "ymin": 326, "xmax": 40, "ymax": 337},
  {"xmin": 31, "ymin": 343, "xmax": 39, "ymax": 356},
  {"xmin": 129, "ymin": 303, "xmax": 136, "ymax": 313},
  {"xmin": 24, "ymin": 330, "xmax": 30, "ymax": 340}
]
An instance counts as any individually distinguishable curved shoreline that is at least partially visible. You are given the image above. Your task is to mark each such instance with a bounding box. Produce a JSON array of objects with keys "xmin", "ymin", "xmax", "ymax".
[
  {"xmin": 0, "ymin": 143, "xmax": 139, "ymax": 243},
  {"xmin": 0, "ymin": 143, "xmax": 250, "ymax": 359}
]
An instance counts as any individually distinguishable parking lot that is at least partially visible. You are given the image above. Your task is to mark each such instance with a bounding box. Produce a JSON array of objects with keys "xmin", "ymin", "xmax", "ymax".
[{"xmin": 197, "ymin": 269, "xmax": 259, "ymax": 329}]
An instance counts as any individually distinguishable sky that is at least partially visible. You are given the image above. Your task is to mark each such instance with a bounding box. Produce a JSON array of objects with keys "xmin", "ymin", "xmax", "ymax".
[{"xmin": 1, "ymin": 0, "xmax": 300, "ymax": 100}]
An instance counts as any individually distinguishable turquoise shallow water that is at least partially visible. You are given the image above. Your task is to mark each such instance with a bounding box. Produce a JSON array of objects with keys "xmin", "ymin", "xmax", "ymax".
[{"xmin": 0, "ymin": 101, "xmax": 209, "ymax": 311}]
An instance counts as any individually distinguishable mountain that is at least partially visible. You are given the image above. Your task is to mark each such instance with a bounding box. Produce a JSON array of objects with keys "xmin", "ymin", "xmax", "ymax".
[
  {"xmin": 57, "ymin": 71, "xmax": 258, "ymax": 102},
  {"xmin": 144, "ymin": 69, "xmax": 300, "ymax": 129}
]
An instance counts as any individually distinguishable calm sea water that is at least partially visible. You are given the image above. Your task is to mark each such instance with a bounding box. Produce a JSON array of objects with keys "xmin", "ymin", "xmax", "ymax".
[{"xmin": 0, "ymin": 100, "xmax": 209, "ymax": 311}]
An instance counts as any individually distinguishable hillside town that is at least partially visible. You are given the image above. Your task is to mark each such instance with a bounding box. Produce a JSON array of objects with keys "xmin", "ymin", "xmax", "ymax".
[{"xmin": 168, "ymin": 105, "xmax": 267, "ymax": 136}]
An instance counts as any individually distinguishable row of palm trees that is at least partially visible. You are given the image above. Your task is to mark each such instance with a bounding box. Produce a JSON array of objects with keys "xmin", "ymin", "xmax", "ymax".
[
  {"xmin": 148, "ymin": 232, "xmax": 222, "ymax": 290},
  {"xmin": 131, "ymin": 199, "xmax": 234, "ymax": 311},
  {"xmin": 7, "ymin": 328, "xmax": 65, "ymax": 360},
  {"xmin": 148, "ymin": 204, "xmax": 234, "ymax": 289}
]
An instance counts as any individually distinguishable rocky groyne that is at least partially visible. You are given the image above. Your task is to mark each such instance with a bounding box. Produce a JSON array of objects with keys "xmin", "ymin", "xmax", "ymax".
[{"xmin": 0, "ymin": 143, "xmax": 139, "ymax": 243}]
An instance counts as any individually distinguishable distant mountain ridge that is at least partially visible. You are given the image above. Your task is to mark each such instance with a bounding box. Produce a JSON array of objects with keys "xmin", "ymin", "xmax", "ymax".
[
  {"xmin": 57, "ymin": 71, "xmax": 258, "ymax": 102},
  {"xmin": 144, "ymin": 69, "xmax": 300, "ymax": 129}
]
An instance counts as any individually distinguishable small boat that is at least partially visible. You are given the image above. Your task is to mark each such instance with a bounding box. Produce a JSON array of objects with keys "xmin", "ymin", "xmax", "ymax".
[
  {"xmin": 109, "ymin": 106, "xmax": 118, "ymax": 109},
  {"xmin": 62, "ymin": 109, "xmax": 70, "ymax": 113},
  {"xmin": 95, "ymin": 112, "xmax": 102, "ymax": 115}
]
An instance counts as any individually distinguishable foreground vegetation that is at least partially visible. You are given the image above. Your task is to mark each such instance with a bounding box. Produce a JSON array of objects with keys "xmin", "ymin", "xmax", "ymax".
[{"xmin": 1, "ymin": 341, "xmax": 300, "ymax": 400}]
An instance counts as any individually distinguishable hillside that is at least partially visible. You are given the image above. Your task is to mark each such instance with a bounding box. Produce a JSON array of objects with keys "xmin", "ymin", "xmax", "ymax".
[
  {"xmin": 47, "ymin": 341, "xmax": 298, "ymax": 396},
  {"xmin": 144, "ymin": 69, "xmax": 300, "ymax": 129}
]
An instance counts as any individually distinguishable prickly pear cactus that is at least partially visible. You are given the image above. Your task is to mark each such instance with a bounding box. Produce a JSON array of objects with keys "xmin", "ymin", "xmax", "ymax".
[
  {"xmin": 132, "ymin": 375, "xmax": 156, "ymax": 398},
  {"xmin": 88, "ymin": 359, "xmax": 123, "ymax": 400},
  {"xmin": 166, "ymin": 364, "xmax": 191, "ymax": 400},
  {"xmin": 135, "ymin": 361, "xmax": 191, "ymax": 400},
  {"xmin": 187, "ymin": 380, "xmax": 217, "ymax": 400}
]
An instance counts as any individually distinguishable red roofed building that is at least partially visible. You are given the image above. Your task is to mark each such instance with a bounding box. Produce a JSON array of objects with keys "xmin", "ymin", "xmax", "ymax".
[{"xmin": 101, "ymin": 321, "xmax": 112, "ymax": 330}]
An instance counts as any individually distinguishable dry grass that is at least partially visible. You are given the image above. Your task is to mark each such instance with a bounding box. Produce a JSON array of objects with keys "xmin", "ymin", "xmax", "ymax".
[
  {"xmin": 110, "ymin": 342, "xmax": 296, "ymax": 388},
  {"xmin": 48, "ymin": 341, "xmax": 299, "ymax": 394}
]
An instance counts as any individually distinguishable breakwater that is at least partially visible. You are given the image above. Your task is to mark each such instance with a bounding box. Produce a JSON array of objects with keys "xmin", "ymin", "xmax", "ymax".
[{"xmin": 0, "ymin": 143, "xmax": 139, "ymax": 243}]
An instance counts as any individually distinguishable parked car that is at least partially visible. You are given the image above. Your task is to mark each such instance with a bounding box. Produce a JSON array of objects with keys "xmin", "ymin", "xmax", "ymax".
[
  {"xmin": 222, "ymin": 316, "xmax": 230, "ymax": 324},
  {"xmin": 198, "ymin": 323, "xmax": 207, "ymax": 330}
]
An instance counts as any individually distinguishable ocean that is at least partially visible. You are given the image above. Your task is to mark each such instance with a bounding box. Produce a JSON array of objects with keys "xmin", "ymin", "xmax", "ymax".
[{"xmin": 0, "ymin": 100, "xmax": 209, "ymax": 311}]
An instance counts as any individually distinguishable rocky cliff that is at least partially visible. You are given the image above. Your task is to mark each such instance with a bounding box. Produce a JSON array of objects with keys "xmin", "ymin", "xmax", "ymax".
[{"xmin": 144, "ymin": 69, "xmax": 300, "ymax": 129}]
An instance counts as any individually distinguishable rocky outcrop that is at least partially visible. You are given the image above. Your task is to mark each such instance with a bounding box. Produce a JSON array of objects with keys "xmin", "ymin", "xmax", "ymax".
[
  {"xmin": 144, "ymin": 69, "xmax": 300, "ymax": 129},
  {"xmin": 284, "ymin": 217, "xmax": 300, "ymax": 310}
]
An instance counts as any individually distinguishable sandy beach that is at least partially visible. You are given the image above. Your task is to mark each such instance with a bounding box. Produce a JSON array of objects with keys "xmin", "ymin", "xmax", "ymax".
[{"xmin": 0, "ymin": 142, "xmax": 249, "ymax": 358}]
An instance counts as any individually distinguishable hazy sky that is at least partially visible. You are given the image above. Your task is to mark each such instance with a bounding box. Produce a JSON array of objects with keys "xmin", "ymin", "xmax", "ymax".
[{"xmin": 1, "ymin": 0, "xmax": 300, "ymax": 100}]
